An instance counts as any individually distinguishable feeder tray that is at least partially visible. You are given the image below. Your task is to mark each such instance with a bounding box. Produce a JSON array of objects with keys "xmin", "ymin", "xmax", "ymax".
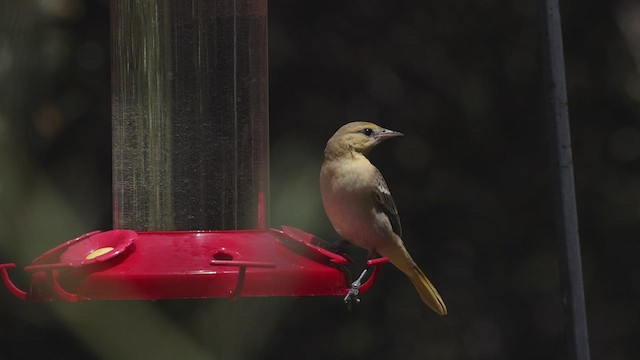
[{"xmin": 1, "ymin": 226, "xmax": 387, "ymax": 302}]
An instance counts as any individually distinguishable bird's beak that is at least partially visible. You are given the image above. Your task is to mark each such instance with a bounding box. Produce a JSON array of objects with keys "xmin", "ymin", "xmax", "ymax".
[{"xmin": 375, "ymin": 128, "xmax": 404, "ymax": 142}]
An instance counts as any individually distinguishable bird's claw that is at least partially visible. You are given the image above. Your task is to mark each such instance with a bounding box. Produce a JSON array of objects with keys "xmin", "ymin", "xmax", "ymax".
[{"xmin": 343, "ymin": 269, "xmax": 368, "ymax": 306}]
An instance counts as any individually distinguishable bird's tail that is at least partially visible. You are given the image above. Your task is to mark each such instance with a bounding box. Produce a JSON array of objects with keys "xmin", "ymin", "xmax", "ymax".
[
  {"xmin": 378, "ymin": 239, "xmax": 447, "ymax": 316},
  {"xmin": 407, "ymin": 264, "xmax": 447, "ymax": 315}
]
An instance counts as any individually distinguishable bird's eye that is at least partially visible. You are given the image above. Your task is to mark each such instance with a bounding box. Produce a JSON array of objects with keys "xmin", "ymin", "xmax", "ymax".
[{"xmin": 362, "ymin": 128, "xmax": 373, "ymax": 137}]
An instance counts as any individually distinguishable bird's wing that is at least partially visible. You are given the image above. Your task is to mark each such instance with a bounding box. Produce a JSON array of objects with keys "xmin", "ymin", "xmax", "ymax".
[{"xmin": 373, "ymin": 170, "xmax": 402, "ymax": 237}]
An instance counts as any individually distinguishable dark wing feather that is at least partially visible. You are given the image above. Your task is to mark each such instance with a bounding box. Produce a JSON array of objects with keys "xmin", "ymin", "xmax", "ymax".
[{"xmin": 372, "ymin": 170, "xmax": 402, "ymax": 237}]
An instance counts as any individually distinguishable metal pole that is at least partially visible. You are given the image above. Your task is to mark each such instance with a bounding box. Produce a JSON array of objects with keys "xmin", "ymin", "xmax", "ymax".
[{"xmin": 538, "ymin": 1, "xmax": 591, "ymax": 359}]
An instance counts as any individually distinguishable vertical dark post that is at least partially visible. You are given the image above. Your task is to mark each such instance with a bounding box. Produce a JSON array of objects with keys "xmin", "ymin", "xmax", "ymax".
[{"xmin": 538, "ymin": 1, "xmax": 591, "ymax": 359}]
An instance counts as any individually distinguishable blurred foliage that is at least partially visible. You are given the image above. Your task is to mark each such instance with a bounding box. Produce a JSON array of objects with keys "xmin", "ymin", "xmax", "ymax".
[{"xmin": 1, "ymin": 0, "xmax": 639, "ymax": 359}]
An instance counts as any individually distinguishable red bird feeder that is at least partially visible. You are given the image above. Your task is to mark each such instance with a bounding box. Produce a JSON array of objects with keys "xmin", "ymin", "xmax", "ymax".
[
  {"xmin": 1, "ymin": 1, "xmax": 387, "ymax": 304},
  {"xmin": 1, "ymin": 227, "xmax": 387, "ymax": 302}
]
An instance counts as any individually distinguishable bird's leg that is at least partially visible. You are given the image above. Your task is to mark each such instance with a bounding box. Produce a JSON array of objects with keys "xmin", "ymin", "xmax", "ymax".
[{"xmin": 318, "ymin": 238, "xmax": 353, "ymax": 259}]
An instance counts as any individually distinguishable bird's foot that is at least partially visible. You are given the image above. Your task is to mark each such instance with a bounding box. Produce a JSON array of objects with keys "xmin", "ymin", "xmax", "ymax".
[
  {"xmin": 343, "ymin": 269, "xmax": 368, "ymax": 308},
  {"xmin": 317, "ymin": 239, "xmax": 353, "ymax": 261}
]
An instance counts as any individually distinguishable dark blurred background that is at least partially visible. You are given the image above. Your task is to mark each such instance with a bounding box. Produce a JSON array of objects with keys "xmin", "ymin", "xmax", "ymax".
[{"xmin": 0, "ymin": 0, "xmax": 638, "ymax": 359}]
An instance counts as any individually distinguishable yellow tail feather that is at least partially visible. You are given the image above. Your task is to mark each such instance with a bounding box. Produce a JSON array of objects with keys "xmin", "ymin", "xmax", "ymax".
[
  {"xmin": 378, "ymin": 238, "xmax": 447, "ymax": 315},
  {"xmin": 408, "ymin": 265, "xmax": 447, "ymax": 315}
]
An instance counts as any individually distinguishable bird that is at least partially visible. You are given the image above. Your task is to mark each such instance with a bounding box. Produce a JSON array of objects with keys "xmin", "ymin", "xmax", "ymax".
[{"xmin": 320, "ymin": 121, "xmax": 447, "ymax": 315}]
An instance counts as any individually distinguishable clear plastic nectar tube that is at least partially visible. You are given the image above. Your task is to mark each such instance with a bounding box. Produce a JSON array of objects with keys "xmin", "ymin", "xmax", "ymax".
[{"xmin": 111, "ymin": 0, "xmax": 268, "ymax": 231}]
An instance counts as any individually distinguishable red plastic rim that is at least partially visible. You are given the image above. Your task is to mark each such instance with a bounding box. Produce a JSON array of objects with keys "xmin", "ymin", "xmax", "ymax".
[{"xmin": 280, "ymin": 225, "xmax": 349, "ymax": 265}]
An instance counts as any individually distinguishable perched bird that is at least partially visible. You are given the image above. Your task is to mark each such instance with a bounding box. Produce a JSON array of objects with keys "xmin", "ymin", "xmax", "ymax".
[{"xmin": 320, "ymin": 121, "xmax": 447, "ymax": 315}]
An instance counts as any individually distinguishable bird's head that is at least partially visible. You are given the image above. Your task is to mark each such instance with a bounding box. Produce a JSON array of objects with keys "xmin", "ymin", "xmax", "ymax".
[{"xmin": 325, "ymin": 121, "xmax": 403, "ymax": 159}]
